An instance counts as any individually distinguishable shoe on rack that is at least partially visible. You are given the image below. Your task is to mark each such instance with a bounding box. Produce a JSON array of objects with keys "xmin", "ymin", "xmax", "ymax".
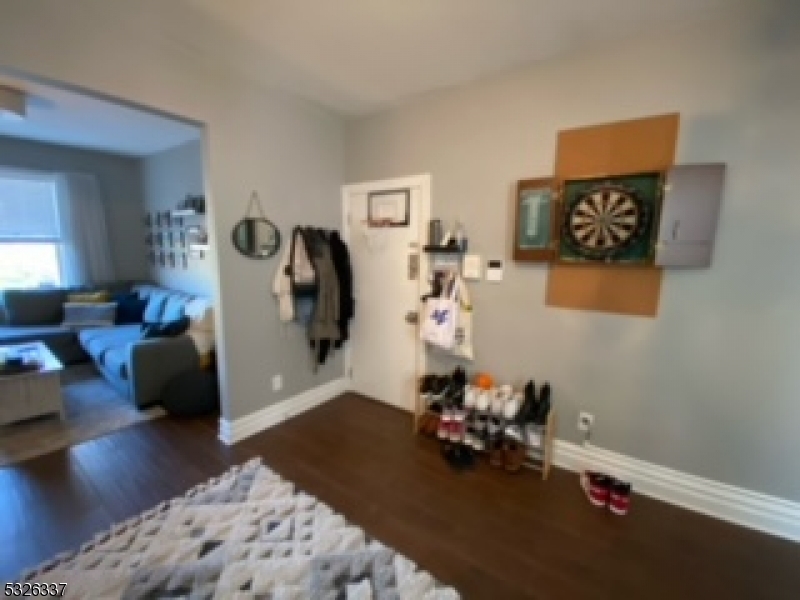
[
  {"xmin": 519, "ymin": 380, "xmax": 536, "ymax": 422},
  {"xmin": 580, "ymin": 471, "xmax": 612, "ymax": 508},
  {"xmin": 504, "ymin": 438, "xmax": 528, "ymax": 472},
  {"xmin": 491, "ymin": 385, "xmax": 512, "ymax": 415},
  {"xmin": 476, "ymin": 388, "xmax": 491, "ymax": 412},
  {"xmin": 609, "ymin": 480, "xmax": 632, "ymax": 516},
  {"xmin": 524, "ymin": 422, "xmax": 545, "ymax": 448},
  {"xmin": 449, "ymin": 410, "xmax": 466, "ymax": 443},
  {"xmin": 533, "ymin": 383, "xmax": 551, "ymax": 425},
  {"xmin": 503, "ymin": 391, "xmax": 524, "ymax": 420},
  {"xmin": 504, "ymin": 422, "xmax": 525, "ymax": 443},
  {"xmin": 447, "ymin": 367, "xmax": 468, "ymax": 408},
  {"xmin": 464, "ymin": 384, "xmax": 479, "ymax": 409},
  {"xmin": 419, "ymin": 374, "xmax": 436, "ymax": 400},
  {"xmin": 437, "ymin": 408, "xmax": 453, "ymax": 440},
  {"xmin": 442, "ymin": 443, "xmax": 475, "ymax": 471},
  {"xmin": 430, "ymin": 375, "xmax": 450, "ymax": 400},
  {"xmin": 487, "ymin": 414, "xmax": 505, "ymax": 437},
  {"xmin": 425, "ymin": 414, "xmax": 440, "ymax": 436}
]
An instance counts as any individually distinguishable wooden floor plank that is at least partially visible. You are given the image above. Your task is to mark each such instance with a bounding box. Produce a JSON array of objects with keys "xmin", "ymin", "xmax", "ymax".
[{"xmin": 1, "ymin": 394, "xmax": 798, "ymax": 598}]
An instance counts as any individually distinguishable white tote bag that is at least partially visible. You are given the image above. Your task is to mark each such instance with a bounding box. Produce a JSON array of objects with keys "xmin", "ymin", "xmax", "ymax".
[
  {"xmin": 451, "ymin": 276, "xmax": 474, "ymax": 360},
  {"xmin": 420, "ymin": 275, "xmax": 460, "ymax": 350}
]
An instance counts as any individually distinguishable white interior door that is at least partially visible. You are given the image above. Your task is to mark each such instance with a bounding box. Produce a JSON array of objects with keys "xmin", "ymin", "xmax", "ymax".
[{"xmin": 343, "ymin": 175, "xmax": 430, "ymax": 412}]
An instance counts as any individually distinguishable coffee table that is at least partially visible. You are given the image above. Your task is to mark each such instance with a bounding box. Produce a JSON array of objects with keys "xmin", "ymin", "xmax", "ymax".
[{"xmin": 0, "ymin": 341, "xmax": 64, "ymax": 425}]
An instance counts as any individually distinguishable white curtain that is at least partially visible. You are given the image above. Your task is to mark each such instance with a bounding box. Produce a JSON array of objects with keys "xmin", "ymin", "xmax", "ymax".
[{"xmin": 56, "ymin": 172, "xmax": 115, "ymax": 287}]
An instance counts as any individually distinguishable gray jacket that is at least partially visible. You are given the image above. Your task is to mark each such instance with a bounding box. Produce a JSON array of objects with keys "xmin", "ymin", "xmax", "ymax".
[{"xmin": 307, "ymin": 229, "xmax": 340, "ymax": 344}]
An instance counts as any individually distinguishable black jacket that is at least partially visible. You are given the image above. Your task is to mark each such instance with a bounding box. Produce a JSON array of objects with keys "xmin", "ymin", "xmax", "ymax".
[{"xmin": 328, "ymin": 231, "xmax": 354, "ymax": 347}]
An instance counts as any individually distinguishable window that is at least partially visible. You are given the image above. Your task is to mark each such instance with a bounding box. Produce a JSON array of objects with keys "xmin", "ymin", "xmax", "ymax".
[{"xmin": 0, "ymin": 170, "xmax": 62, "ymax": 289}]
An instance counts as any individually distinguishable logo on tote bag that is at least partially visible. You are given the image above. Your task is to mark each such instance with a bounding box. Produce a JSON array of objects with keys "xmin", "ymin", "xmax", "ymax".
[{"xmin": 430, "ymin": 309, "xmax": 450, "ymax": 325}]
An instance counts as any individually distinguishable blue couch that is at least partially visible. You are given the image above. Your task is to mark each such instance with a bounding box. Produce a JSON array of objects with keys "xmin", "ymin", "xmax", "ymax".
[{"xmin": 0, "ymin": 282, "xmax": 206, "ymax": 409}]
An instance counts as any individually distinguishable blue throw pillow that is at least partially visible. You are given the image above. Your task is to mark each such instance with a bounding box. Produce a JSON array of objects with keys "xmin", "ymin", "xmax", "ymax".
[
  {"xmin": 114, "ymin": 293, "xmax": 147, "ymax": 325},
  {"xmin": 142, "ymin": 292, "xmax": 168, "ymax": 323},
  {"xmin": 141, "ymin": 316, "xmax": 190, "ymax": 339}
]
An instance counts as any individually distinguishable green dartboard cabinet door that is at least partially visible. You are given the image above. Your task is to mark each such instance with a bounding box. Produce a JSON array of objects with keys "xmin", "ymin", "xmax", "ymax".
[{"xmin": 655, "ymin": 164, "xmax": 726, "ymax": 268}]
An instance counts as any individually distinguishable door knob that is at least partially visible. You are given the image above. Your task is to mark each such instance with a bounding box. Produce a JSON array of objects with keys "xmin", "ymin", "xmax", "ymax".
[{"xmin": 405, "ymin": 310, "xmax": 419, "ymax": 324}]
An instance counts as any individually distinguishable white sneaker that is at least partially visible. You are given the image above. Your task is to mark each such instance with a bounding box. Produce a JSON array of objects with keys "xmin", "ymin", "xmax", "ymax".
[
  {"xmin": 464, "ymin": 385, "xmax": 478, "ymax": 409},
  {"xmin": 476, "ymin": 389, "xmax": 491, "ymax": 411},
  {"xmin": 503, "ymin": 391, "xmax": 524, "ymax": 419},
  {"xmin": 491, "ymin": 385, "xmax": 512, "ymax": 415}
]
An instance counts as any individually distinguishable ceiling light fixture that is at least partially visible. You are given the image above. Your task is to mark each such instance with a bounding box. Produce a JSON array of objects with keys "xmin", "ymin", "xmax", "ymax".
[{"xmin": 0, "ymin": 85, "xmax": 27, "ymax": 121}]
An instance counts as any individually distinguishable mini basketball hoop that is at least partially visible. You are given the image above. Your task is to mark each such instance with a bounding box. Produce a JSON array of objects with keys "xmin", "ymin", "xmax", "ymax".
[{"xmin": 365, "ymin": 218, "xmax": 393, "ymax": 228}]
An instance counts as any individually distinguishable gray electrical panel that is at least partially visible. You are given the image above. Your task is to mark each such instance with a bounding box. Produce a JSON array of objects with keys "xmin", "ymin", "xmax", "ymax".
[{"xmin": 655, "ymin": 163, "xmax": 725, "ymax": 268}]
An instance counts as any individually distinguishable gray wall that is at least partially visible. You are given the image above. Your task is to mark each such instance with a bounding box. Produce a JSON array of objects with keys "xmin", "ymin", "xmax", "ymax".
[
  {"xmin": 141, "ymin": 139, "xmax": 212, "ymax": 297},
  {"xmin": 0, "ymin": 0, "xmax": 344, "ymax": 423},
  {"xmin": 347, "ymin": 2, "xmax": 800, "ymax": 502},
  {"xmin": 0, "ymin": 135, "xmax": 149, "ymax": 281}
]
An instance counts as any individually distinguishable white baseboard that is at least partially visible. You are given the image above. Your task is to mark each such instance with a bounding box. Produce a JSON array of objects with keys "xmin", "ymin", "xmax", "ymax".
[
  {"xmin": 553, "ymin": 439, "xmax": 800, "ymax": 543},
  {"xmin": 218, "ymin": 378, "xmax": 348, "ymax": 445}
]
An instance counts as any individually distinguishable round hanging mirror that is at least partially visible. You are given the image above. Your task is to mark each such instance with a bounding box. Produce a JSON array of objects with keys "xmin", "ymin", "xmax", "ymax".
[{"xmin": 232, "ymin": 217, "xmax": 281, "ymax": 259}]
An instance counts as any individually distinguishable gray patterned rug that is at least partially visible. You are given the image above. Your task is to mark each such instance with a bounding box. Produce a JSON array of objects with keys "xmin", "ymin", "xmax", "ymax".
[
  {"xmin": 0, "ymin": 364, "xmax": 165, "ymax": 467},
  {"xmin": 22, "ymin": 458, "xmax": 460, "ymax": 599}
]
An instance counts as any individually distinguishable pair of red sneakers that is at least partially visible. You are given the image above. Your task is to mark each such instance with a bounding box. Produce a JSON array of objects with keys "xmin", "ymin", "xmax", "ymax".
[{"xmin": 581, "ymin": 471, "xmax": 632, "ymax": 515}]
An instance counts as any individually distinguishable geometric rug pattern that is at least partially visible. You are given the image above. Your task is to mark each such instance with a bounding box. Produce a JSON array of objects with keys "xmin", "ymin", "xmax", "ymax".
[{"xmin": 21, "ymin": 458, "xmax": 460, "ymax": 599}]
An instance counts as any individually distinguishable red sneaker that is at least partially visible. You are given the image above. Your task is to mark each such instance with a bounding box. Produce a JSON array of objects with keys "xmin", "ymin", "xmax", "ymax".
[
  {"xmin": 437, "ymin": 409, "xmax": 452, "ymax": 439},
  {"xmin": 580, "ymin": 471, "xmax": 612, "ymax": 508},
  {"xmin": 609, "ymin": 480, "xmax": 632, "ymax": 515}
]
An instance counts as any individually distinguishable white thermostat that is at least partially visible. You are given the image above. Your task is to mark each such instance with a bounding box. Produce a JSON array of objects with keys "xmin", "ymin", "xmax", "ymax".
[{"xmin": 486, "ymin": 259, "xmax": 504, "ymax": 282}]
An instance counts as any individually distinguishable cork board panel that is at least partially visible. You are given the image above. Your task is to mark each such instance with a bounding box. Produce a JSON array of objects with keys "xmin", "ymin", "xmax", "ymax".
[
  {"xmin": 546, "ymin": 264, "xmax": 663, "ymax": 317},
  {"xmin": 547, "ymin": 113, "xmax": 679, "ymax": 317},
  {"xmin": 554, "ymin": 113, "xmax": 679, "ymax": 178}
]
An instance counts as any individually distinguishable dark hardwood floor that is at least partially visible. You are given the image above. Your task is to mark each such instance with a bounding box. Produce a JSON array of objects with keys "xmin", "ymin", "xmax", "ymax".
[{"xmin": 1, "ymin": 394, "xmax": 798, "ymax": 598}]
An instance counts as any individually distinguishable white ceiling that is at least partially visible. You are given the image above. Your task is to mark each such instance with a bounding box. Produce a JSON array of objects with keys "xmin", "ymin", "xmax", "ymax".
[
  {"xmin": 0, "ymin": 74, "xmax": 200, "ymax": 157},
  {"xmin": 176, "ymin": 0, "xmax": 744, "ymax": 115},
  {"xmin": 0, "ymin": 1, "xmax": 745, "ymax": 154}
]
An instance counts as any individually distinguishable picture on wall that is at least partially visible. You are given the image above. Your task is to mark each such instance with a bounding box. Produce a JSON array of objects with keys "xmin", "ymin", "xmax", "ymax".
[
  {"xmin": 158, "ymin": 251, "xmax": 165, "ymax": 267},
  {"xmin": 558, "ymin": 172, "xmax": 662, "ymax": 264},
  {"xmin": 168, "ymin": 252, "xmax": 175, "ymax": 268},
  {"xmin": 513, "ymin": 177, "xmax": 557, "ymax": 262},
  {"xmin": 181, "ymin": 253, "xmax": 188, "ymax": 269}
]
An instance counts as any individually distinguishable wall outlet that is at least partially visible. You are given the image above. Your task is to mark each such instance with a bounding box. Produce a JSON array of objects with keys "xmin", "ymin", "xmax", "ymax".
[
  {"xmin": 578, "ymin": 411, "xmax": 594, "ymax": 432},
  {"xmin": 272, "ymin": 374, "xmax": 283, "ymax": 392}
]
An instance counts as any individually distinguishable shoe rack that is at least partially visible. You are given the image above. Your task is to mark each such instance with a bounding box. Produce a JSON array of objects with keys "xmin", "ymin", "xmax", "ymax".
[
  {"xmin": 415, "ymin": 378, "xmax": 557, "ymax": 480},
  {"xmin": 523, "ymin": 409, "xmax": 557, "ymax": 480}
]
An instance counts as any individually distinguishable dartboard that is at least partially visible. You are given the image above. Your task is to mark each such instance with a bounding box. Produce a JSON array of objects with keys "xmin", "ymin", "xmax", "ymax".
[{"xmin": 563, "ymin": 183, "xmax": 650, "ymax": 260}]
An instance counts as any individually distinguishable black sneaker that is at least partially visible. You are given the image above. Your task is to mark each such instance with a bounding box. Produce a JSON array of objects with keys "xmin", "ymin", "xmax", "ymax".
[
  {"xmin": 428, "ymin": 375, "xmax": 450, "ymax": 412},
  {"xmin": 441, "ymin": 442, "xmax": 475, "ymax": 471},
  {"xmin": 519, "ymin": 380, "xmax": 536, "ymax": 423},
  {"xmin": 447, "ymin": 367, "xmax": 468, "ymax": 408},
  {"xmin": 533, "ymin": 383, "xmax": 551, "ymax": 425}
]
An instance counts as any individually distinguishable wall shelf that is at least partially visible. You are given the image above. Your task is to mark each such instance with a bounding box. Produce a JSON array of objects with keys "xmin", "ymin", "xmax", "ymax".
[
  {"xmin": 423, "ymin": 245, "xmax": 464, "ymax": 254},
  {"xmin": 171, "ymin": 208, "xmax": 205, "ymax": 218}
]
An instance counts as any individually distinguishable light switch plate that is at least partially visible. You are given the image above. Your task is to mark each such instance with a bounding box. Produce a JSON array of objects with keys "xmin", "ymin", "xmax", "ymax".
[{"xmin": 462, "ymin": 254, "xmax": 482, "ymax": 280}]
